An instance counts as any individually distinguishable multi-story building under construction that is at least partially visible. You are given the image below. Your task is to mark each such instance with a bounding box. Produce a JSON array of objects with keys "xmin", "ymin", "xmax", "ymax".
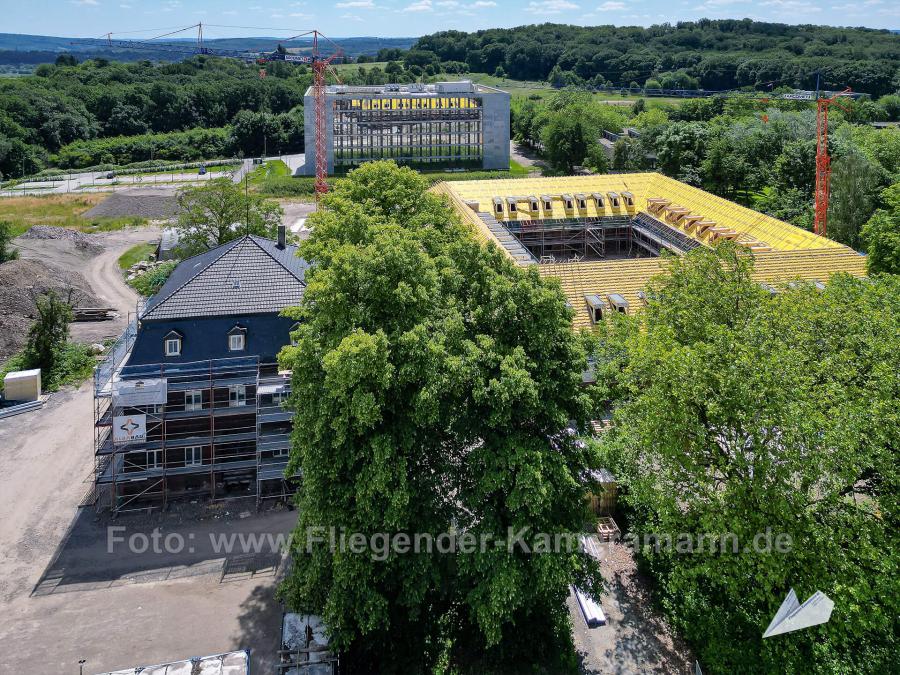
[
  {"xmin": 301, "ymin": 80, "xmax": 510, "ymax": 175},
  {"xmin": 92, "ymin": 228, "xmax": 305, "ymax": 514}
]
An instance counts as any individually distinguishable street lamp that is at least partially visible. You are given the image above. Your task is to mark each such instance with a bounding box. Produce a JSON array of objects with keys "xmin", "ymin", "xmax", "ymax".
[{"xmin": 78, "ymin": 659, "xmax": 86, "ymax": 675}]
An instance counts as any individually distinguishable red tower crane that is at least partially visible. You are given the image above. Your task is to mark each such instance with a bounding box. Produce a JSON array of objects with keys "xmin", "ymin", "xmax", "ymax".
[{"xmin": 814, "ymin": 87, "xmax": 852, "ymax": 238}]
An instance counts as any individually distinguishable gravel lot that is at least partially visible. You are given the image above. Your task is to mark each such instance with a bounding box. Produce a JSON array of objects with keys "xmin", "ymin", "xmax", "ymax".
[{"xmin": 83, "ymin": 188, "xmax": 180, "ymax": 220}]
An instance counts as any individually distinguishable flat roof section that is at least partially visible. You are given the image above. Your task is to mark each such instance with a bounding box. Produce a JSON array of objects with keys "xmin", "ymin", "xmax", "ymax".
[
  {"xmin": 435, "ymin": 173, "xmax": 846, "ymax": 254},
  {"xmin": 315, "ymin": 80, "xmax": 507, "ymax": 97}
]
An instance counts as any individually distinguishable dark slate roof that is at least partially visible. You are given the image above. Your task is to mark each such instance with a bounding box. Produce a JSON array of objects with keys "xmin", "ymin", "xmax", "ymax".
[{"xmin": 142, "ymin": 235, "xmax": 308, "ymax": 321}]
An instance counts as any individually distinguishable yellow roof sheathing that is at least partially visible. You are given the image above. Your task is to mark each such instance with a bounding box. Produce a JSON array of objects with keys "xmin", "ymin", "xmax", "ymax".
[
  {"xmin": 434, "ymin": 173, "xmax": 866, "ymax": 330},
  {"xmin": 437, "ymin": 173, "xmax": 845, "ymax": 253},
  {"xmin": 539, "ymin": 249, "xmax": 867, "ymax": 329}
]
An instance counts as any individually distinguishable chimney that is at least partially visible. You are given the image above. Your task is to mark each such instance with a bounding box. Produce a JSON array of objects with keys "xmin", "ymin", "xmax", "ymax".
[{"xmin": 277, "ymin": 223, "xmax": 286, "ymax": 250}]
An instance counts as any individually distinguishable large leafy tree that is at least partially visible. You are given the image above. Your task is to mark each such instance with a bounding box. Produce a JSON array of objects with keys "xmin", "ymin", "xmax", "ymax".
[
  {"xmin": 861, "ymin": 182, "xmax": 900, "ymax": 275},
  {"xmin": 592, "ymin": 244, "xmax": 899, "ymax": 673},
  {"xmin": 279, "ymin": 161, "xmax": 601, "ymax": 672},
  {"xmin": 174, "ymin": 178, "xmax": 282, "ymax": 256}
]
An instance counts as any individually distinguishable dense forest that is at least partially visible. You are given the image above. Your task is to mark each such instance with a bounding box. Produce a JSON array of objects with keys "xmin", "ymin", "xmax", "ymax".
[
  {"xmin": 0, "ymin": 53, "xmax": 437, "ymax": 177},
  {"xmin": 0, "ymin": 56, "xmax": 311, "ymax": 177},
  {"xmin": 412, "ymin": 20, "xmax": 900, "ymax": 96}
]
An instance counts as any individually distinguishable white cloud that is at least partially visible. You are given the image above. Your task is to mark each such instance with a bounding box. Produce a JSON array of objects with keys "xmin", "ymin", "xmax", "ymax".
[
  {"xmin": 436, "ymin": 0, "xmax": 459, "ymax": 5},
  {"xmin": 288, "ymin": 11, "xmax": 310, "ymax": 16},
  {"xmin": 403, "ymin": 0, "xmax": 433, "ymax": 10},
  {"xmin": 337, "ymin": 0, "xmax": 375, "ymax": 6},
  {"xmin": 526, "ymin": 0, "xmax": 578, "ymax": 14},
  {"xmin": 119, "ymin": 2, "xmax": 132, "ymax": 7},
  {"xmin": 470, "ymin": 0, "xmax": 496, "ymax": 6},
  {"xmin": 599, "ymin": 1, "xmax": 625, "ymax": 8},
  {"xmin": 341, "ymin": 12, "xmax": 364, "ymax": 20},
  {"xmin": 70, "ymin": 0, "xmax": 99, "ymax": 5}
]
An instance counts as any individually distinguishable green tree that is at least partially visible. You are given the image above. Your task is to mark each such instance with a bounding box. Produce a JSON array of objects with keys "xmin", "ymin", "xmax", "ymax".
[
  {"xmin": 24, "ymin": 290, "xmax": 73, "ymax": 376},
  {"xmin": 861, "ymin": 182, "xmax": 900, "ymax": 274},
  {"xmin": 592, "ymin": 244, "xmax": 899, "ymax": 673},
  {"xmin": 541, "ymin": 108, "xmax": 597, "ymax": 173},
  {"xmin": 174, "ymin": 179, "xmax": 282, "ymax": 256},
  {"xmin": 655, "ymin": 121, "xmax": 709, "ymax": 185},
  {"xmin": 827, "ymin": 149, "xmax": 886, "ymax": 249},
  {"xmin": 278, "ymin": 161, "xmax": 602, "ymax": 672},
  {"xmin": 0, "ymin": 221, "xmax": 19, "ymax": 264}
]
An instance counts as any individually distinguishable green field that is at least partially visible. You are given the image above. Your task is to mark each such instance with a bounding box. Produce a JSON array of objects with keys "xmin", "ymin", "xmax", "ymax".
[
  {"xmin": 118, "ymin": 243, "xmax": 157, "ymax": 270},
  {"xmin": 0, "ymin": 194, "xmax": 143, "ymax": 237}
]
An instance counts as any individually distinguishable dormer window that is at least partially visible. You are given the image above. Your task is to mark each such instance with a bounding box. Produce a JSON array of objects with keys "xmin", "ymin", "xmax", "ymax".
[
  {"xmin": 164, "ymin": 331, "xmax": 182, "ymax": 357},
  {"xmin": 542, "ymin": 195, "xmax": 552, "ymax": 211},
  {"xmin": 228, "ymin": 326, "xmax": 246, "ymax": 352}
]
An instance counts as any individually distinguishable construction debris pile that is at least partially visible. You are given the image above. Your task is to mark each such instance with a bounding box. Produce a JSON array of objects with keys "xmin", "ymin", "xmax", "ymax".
[{"xmin": 123, "ymin": 257, "xmax": 166, "ymax": 284}]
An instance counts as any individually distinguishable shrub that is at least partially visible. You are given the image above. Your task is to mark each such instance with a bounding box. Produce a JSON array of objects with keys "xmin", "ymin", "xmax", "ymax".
[{"xmin": 128, "ymin": 261, "xmax": 178, "ymax": 297}]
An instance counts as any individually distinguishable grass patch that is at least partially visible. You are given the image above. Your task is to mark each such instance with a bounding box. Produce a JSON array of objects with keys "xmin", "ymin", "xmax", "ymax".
[
  {"xmin": 0, "ymin": 342, "xmax": 96, "ymax": 395},
  {"xmin": 0, "ymin": 194, "xmax": 146, "ymax": 237},
  {"xmin": 259, "ymin": 176, "xmax": 317, "ymax": 199},
  {"xmin": 248, "ymin": 159, "xmax": 291, "ymax": 186},
  {"xmin": 118, "ymin": 243, "xmax": 157, "ymax": 270},
  {"xmin": 509, "ymin": 159, "xmax": 530, "ymax": 176}
]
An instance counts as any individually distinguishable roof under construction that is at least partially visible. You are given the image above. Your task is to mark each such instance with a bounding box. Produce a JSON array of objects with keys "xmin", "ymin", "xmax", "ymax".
[{"xmin": 434, "ymin": 173, "xmax": 867, "ymax": 329}]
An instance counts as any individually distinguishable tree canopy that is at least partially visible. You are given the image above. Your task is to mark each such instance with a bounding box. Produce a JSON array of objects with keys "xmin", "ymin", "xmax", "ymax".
[
  {"xmin": 174, "ymin": 178, "xmax": 282, "ymax": 256},
  {"xmin": 278, "ymin": 161, "xmax": 602, "ymax": 672},
  {"xmin": 414, "ymin": 21, "xmax": 900, "ymax": 96},
  {"xmin": 591, "ymin": 243, "xmax": 899, "ymax": 673}
]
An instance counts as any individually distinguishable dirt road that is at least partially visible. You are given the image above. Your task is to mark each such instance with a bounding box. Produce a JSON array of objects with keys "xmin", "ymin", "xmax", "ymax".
[{"xmin": 0, "ymin": 227, "xmax": 287, "ymax": 674}]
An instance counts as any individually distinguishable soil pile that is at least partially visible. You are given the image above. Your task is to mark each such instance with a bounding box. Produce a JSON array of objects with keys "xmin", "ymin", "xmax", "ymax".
[
  {"xmin": 0, "ymin": 258, "xmax": 100, "ymax": 362},
  {"xmin": 18, "ymin": 225, "xmax": 103, "ymax": 254}
]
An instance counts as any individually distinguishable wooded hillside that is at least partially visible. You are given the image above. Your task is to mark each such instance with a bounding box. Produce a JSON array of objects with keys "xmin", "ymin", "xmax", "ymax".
[{"xmin": 412, "ymin": 20, "xmax": 900, "ymax": 96}]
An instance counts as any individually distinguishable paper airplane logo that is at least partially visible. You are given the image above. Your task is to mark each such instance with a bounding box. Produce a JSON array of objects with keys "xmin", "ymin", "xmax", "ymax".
[{"xmin": 763, "ymin": 588, "xmax": 834, "ymax": 638}]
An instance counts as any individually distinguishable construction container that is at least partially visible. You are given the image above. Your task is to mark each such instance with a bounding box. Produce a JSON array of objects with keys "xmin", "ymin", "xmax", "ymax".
[{"xmin": 3, "ymin": 369, "xmax": 41, "ymax": 402}]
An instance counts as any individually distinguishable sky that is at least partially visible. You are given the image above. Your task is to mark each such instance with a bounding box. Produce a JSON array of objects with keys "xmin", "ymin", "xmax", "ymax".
[{"xmin": 1, "ymin": 0, "xmax": 898, "ymax": 39}]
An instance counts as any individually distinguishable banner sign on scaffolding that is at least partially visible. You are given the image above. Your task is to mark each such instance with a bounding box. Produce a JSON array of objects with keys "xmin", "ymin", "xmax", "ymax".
[
  {"xmin": 113, "ymin": 414, "xmax": 147, "ymax": 444},
  {"xmin": 113, "ymin": 378, "xmax": 167, "ymax": 407}
]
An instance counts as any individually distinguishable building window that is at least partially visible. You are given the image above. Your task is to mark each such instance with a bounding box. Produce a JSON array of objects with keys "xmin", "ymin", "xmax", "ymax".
[
  {"xmin": 164, "ymin": 335, "xmax": 182, "ymax": 357},
  {"xmin": 185, "ymin": 390, "xmax": 203, "ymax": 411},
  {"xmin": 228, "ymin": 327, "xmax": 246, "ymax": 352},
  {"xmin": 290, "ymin": 322, "xmax": 301, "ymax": 347},
  {"xmin": 229, "ymin": 384, "xmax": 247, "ymax": 407},
  {"xmin": 185, "ymin": 446, "xmax": 203, "ymax": 466},
  {"xmin": 147, "ymin": 449, "xmax": 163, "ymax": 470},
  {"xmin": 273, "ymin": 447, "xmax": 288, "ymax": 458}
]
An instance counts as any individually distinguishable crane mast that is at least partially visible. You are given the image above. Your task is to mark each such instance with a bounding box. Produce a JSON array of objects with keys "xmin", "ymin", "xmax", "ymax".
[{"xmin": 814, "ymin": 87, "xmax": 852, "ymax": 238}]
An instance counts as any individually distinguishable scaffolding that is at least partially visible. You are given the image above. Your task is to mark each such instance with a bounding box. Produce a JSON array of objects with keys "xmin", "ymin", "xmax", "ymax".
[
  {"xmin": 493, "ymin": 214, "xmax": 699, "ymax": 263},
  {"xmin": 94, "ymin": 347, "xmax": 298, "ymax": 515},
  {"xmin": 332, "ymin": 95, "xmax": 483, "ymax": 169}
]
